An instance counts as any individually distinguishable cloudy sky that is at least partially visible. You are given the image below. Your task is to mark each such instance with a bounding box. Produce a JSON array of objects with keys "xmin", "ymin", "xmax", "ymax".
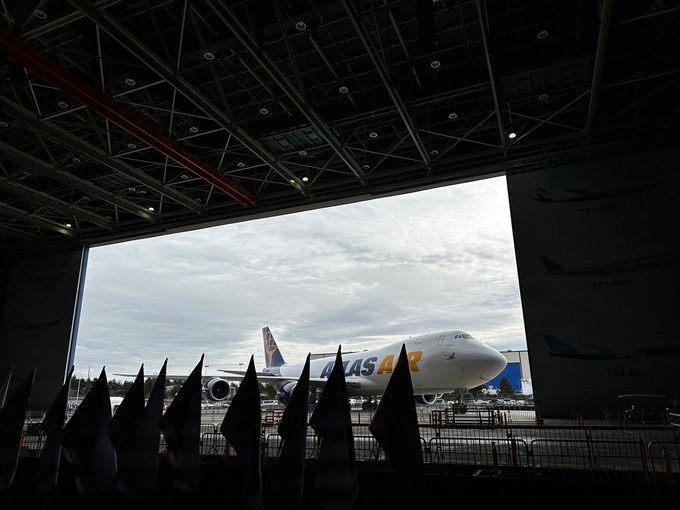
[{"xmin": 74, "ymin": 175, "xmax": 527, "ymax": 381}]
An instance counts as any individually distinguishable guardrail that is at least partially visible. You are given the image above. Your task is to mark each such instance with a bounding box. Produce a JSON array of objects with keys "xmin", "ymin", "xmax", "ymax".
[{"xmin": 19, "ymin": 412, "xmax": 680, "ymax": 485}]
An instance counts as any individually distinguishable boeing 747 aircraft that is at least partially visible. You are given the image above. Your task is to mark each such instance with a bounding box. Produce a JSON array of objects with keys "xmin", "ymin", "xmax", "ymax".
[
  {"xmin": 214, "ymin": 327, "xmax": 507, "ymax": 405},
  {"xmin": 538, "ymin": 254, "xmax": 679, "ymax": 276},
  {"xmin": 117, "ymin": 327, "xmax": 508, "ymax": 405},
  {"xmin": 543, "ymin": 334, "xmax": 680, "ymax": 360}
]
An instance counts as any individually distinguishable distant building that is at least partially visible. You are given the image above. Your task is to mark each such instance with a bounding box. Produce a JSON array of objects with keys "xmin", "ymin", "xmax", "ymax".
[{"xmin": 486, "ymin": 350, "xmax": 532, "ymax": 395}]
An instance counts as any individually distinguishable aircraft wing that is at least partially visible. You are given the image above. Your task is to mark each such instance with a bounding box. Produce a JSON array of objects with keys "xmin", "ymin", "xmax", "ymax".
[{"xmin": 217, "ymin": 370, "xmax": 363, "ymax": 388}]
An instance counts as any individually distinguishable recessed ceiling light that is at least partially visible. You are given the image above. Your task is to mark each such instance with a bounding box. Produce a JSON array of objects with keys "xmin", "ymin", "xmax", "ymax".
[
  {"xmin": 189, "ymin": 126, "xmax": 199, "ymax": 133},
  {"xmin": 72, "ymin": 157, "xmax": 81, "ymax": 163},
  {"xmin": 128, "ymin": 187, "xmax": 136, "ymax": 192},
  {"xmin": 33, "ymin": 10, "xmax": 47, "ymax": 19},
  {"xmin": 538, "ymin": 93, "xmax": 549, "ymax": 101},
  {"xmin": 259, "ymin": 107, "xmax": 269, "ymax": 115},
  {"xmin": 508, "ymin": 132, "xmax": 517, "ymax": 139},
  {"xmin": 299, "ymin": 150, "xmax": 307, "ymax": 156},
  {"xmin": 362, "ymin": 164, "xmax": 370, "ymax": 170},
  {"xmin": 0, "ymin": 121, "xmax": 8, "ymax": 128},
  {"xmin": 125, "ymin": 78, "xmax": 136, "ymax": 86},
  {"xmin": 127, "ymin": 143, "xmax": 137, "ymax": 149},
  {"xmin": 204, "ymin": 52, "xmax": 215, "ymax": 61},
  {"xmin": 302, "ymin": 176, "xmax": 309, "ymax": 182},
  {"xmin": 339, "ymin": 85, "xmax": 349, "ymax": 94},
  {"xmin": 537, "ymin": 30, "xmax": 549, "ymax": 40},
  {"xmin": 147, "ymin": 206, "xmax": 155, "ymax": 212},
  {"xmin": 64, "ymin": 222, "xmax": 72, "ymax": 228},
  {"xmin": 237, "ymin": 162, "xmax": 245, "ymax": 168},
  {"xmin": 430, "ymin": 60, "xmax": 441, "ymax": 69},
  {"xmin": 295, "ymin": 21, "xmax": 307, "ymax": 31},
  {"xmin": 369, "ymin": 132, "xmax": 378, "ymax": 138},
  {"xmin": 431, "ymin": 149, "xmax": 439, "ymax": 156},
  {"xmin": 448, "ymin": 112, "xmax": 458, "ymax": 120},
  {"xmin": 181, "ymin": 174, "xmax": 188, "ymax": 180},
  {"xmin": 57, "ymin": 101, "xmax": 68, "ymax": 109}
]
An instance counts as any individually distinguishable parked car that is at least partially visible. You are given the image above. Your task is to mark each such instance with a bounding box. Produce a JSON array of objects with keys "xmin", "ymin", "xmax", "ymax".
[{"xmin": 261, "ymin": 400, "xmax": 281, "ymax": 409}]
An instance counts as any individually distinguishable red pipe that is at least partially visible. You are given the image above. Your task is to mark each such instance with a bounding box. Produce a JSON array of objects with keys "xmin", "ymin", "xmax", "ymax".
[{"xmin": 0, "ymin": 31, "xmax": 257, "ymax": 208}]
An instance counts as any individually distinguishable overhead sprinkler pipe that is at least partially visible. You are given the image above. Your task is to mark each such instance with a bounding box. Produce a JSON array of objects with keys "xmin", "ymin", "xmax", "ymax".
[{"xmin": 0, "ymin": 30, "xmax": 258, "ymax": 208}]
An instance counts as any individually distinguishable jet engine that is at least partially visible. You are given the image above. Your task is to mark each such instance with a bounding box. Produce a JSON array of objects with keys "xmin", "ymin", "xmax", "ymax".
[
  {"xmin": 276, "ymin": 381, "xmax": 298, "ymax": 405},
  {"xmin": 202, "ymin": 377, "xmax": 236, "ymax": 401},
  {"xmin": 414, "ymin": 394, "xmax": 443, "ymax": 405},
  {"xmin": 276, "ymin": 381, "xmax": 318, "ymax": 405}
]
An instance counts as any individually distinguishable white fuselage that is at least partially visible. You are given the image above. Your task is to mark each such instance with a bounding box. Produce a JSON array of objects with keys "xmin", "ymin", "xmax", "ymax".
[{"xmin": 275, "ymin": 330, "xmax": 507, "ymax": 396}]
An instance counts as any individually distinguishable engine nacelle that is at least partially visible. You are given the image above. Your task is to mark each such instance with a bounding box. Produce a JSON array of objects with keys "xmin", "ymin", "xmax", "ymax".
[
  {"xmin": 414, "ymin": 393, "xmax": 443, "ymax": 405},
  {"xmin": 277, "ymin": 381, "xmax": 298, "ymax": 405},
  {"xmin": 276, "ymin": 381, "xmax": 318, "ymax": 406},
  {"xmin": 202, "ymin": 378, "xmax": 236, "ymax": 401}
]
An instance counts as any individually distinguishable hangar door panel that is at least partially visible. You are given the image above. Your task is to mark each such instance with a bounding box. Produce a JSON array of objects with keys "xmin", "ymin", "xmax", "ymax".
[
  {"xmin": 507, "ymin": 148, "xmax": 680, "ymax": 418},
  {"xmin": 0, "ymin": 249, "xmax": 87, "ymax": 413}
]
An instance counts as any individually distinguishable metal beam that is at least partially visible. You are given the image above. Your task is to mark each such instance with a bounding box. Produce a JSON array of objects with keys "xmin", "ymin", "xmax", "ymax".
[
  {"xmin": 208, "ymin": 0, "xmax": 367, "ymax": 184},
  {"xmin": 0, "ymin": 99, "xmax": 201, "ymax": 216},
  {"xmin": 0, "ymin": 29, "xmax": 258, "ymax": 208},
  {"xmin": 0, "ymin": 202, "xmax": 78, "ymax": 238},
  {"xmin": 341, "ymin": 0, "xmax": 432, "ymax": 170},
  {"xmin": 0, "ymin": 140, "xmax": 157, "ymax": 223},
  {"xmin": 0, "ymin": 177, "xmax": 116, "ymax": 230},
  {"xmin": 67, "ymin": 1, "xmax": 305, "ymax": 196}
]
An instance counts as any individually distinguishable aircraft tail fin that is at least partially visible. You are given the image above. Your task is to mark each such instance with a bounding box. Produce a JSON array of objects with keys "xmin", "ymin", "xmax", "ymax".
[
  {"xmin": 543, "ymin": 334, "xmax": 580, "ymax": 355},
  {"xmin": 534, "ymin": 187, "xmax": 553, "ymax": 201},
  {"xmin": 538, "ymin": 255, "xmax": 563, "ymax": 273},
  {"xmin": 263, "ymin": 327, "xmax": 286, "ymax": 368}
]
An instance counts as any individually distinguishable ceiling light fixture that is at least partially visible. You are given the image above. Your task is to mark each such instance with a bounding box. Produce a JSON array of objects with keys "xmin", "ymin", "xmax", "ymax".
[
  {"xmin": 33, "ymin": 10, "xmax": 47, "ymax": 19},
  {"xmin": 295, "ymin": 21, "xmax": 307, "ymax": 31},
  {"xmin": 302, "ymin": 176, "xmax": 309, "ymax": 182},
  {"xmin": 537, "ymin": 30, "xmax": 549, "ymax": 40},
  {"xmin": 57, "ymin": 101, "xmax": 68, "ymax": 109},
  {"xmin": 147, "ymin": 206, "xmax": 155, "ymax": 212},
  {"xmin": 125, "ymin": 78, "xmax": 136, "ymax": 86},
  {"xmin": 259, "ymin": 107, "xmax": 269, "ymax": 115},
  {"xmin": 64, "ymin": 222, "xmax": 72, "ymax": 228},
  {"xmin": 127, "ymin": 143, "xmax": 137, "ymax": 149},
  {"xmin": 339, "ymin": 85, "xmax": 349, "ymax": 94},
  {"xmin": 369, "ymin": 132, "xmax": 378, "ymax": 138},
  {"xmin": 190, "ymin": 126, "xmax": 199, "ymax": 133},
  {"xmin": 538, "ymin": 93, "xmax": 549, "ymax": 101},
  {"xmin": 204, "ymin": 52, "xmax": 215, "ymax": 61},
  {"xmin": 448, "ymin": 112, "xmax": 458, "ymax": 120},
  {"xmin": 430, "ymin": 60, "xmax": 441, "ymax": 69},
  {"xmin": 508, "ymin": 132, "xmax": 517, "ymax": 139}
]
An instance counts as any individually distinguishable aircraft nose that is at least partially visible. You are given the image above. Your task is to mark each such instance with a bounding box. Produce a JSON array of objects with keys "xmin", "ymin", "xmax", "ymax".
[{"xmin": 481, "ymin": 345, "xmax": 507, "ymax": 378}]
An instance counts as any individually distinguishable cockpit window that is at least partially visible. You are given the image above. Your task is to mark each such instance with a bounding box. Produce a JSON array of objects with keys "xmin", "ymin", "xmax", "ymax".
[
  {"xmin": 437, "ymin": 335, "xmax": 446, "ymax": 346},
  {"xmin": 453, "ymin": 333, "xmax": 473, "ymax": 339}
]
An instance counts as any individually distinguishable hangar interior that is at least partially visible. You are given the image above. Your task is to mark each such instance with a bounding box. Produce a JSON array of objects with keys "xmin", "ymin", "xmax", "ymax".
[{"xmin": 0, "ymin": 1, "xmax": 679, "ymax": 418}]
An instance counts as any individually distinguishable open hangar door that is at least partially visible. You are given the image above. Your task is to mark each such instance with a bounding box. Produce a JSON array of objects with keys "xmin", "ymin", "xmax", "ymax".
[{"xmin": 507, "ymin": 148, "xmax": 680, "ymax": 419}]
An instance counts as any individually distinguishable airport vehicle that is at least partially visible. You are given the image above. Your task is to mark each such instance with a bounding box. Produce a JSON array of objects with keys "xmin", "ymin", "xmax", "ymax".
[{"xmin": 215, "ymin": 326, "xmax": 507, "ymax": 405}]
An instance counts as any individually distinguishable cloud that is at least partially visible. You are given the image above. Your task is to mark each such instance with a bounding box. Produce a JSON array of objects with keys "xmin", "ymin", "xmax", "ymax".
[{"xmin": 75, "ymin": 176, "xmax": 526, "ymax": 379}]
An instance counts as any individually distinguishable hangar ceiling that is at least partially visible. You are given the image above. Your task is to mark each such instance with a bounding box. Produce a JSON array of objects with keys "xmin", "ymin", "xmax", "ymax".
[{"xmin": 0, "ymin": 0, "xmax": 678, "ymax": 256}]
